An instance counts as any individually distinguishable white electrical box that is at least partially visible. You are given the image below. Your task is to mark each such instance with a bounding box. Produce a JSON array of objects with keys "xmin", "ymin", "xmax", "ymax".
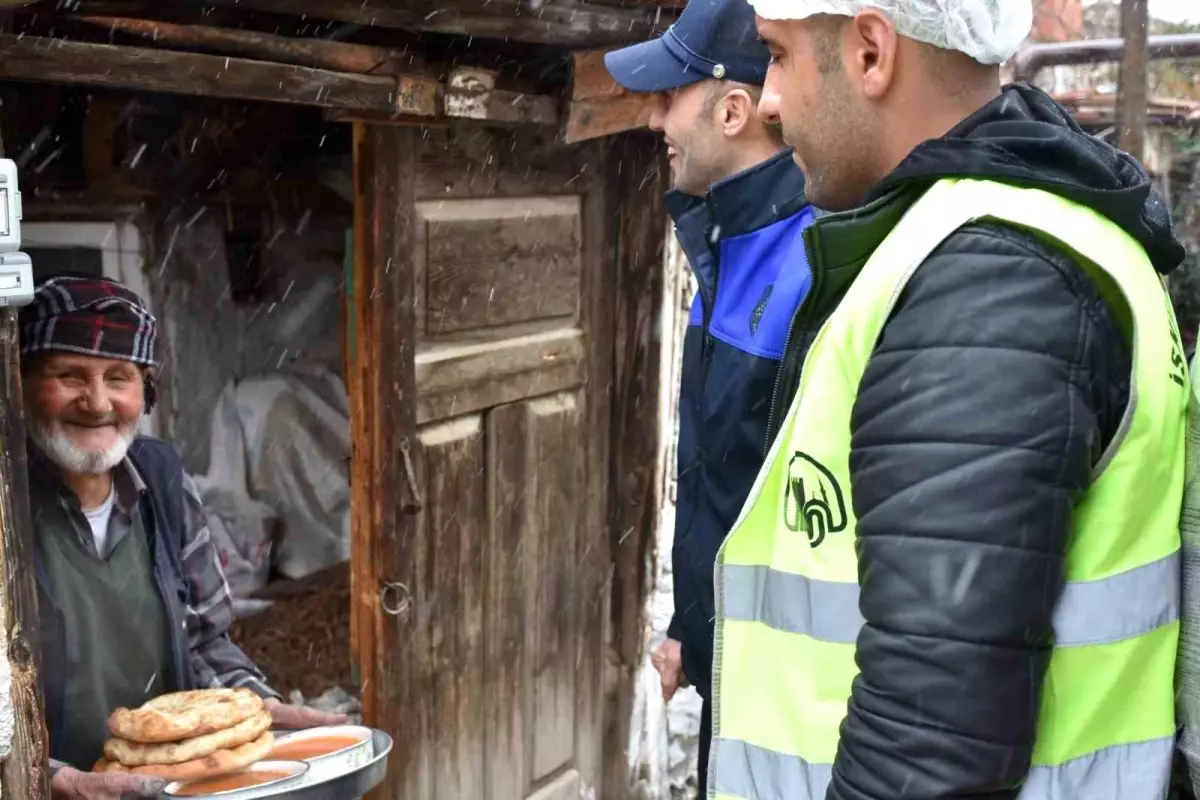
[
  {"xmin": 0, "ymin": 252, "xmax": 33, "ymax": 307},
  {"xmin": 0, "ymin": 159, "xmax": 33, "ymax": 307}
]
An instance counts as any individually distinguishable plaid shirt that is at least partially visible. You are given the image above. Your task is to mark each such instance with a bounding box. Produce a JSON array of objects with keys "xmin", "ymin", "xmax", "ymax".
[{"xmin": 32, "ymin": 453, "xmax": 278, "ymax": 774}]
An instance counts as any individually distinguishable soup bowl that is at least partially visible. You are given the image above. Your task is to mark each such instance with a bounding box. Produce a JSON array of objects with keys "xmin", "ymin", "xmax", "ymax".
[
  {"xmin": 163, "ymin": 760, "xmax": 308, "ymax": 799},
  {"xmin": 268, "ymin": 725, "xmax": 374, "ymax": 783}
]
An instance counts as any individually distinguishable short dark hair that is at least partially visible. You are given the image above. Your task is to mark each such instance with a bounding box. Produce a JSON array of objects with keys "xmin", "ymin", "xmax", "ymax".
[
  {"xmin": 705, "ymin": 81, "xmax": 785, "ymax": 143},
  {"xmin": 810, "ymin": 15, "xmax": 848, "ymax": 75}
]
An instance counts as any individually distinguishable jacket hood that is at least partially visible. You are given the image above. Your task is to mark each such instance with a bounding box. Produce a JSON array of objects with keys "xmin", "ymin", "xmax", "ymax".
[{"xmin": 870, "ymin": 82, "xmax": 1185, "ymax": 274}]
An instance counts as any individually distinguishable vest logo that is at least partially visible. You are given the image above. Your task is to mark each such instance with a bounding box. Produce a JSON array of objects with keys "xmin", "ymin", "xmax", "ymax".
[
  {"xmin": 1164, "ymin": 287, "xmax": 1187, "ymax": 388},
  {"xmin": 749, "ymin": 283, "xmax": 773, "ymax": 336},
  {"xmin": 784, "ymin": 452, "xmax": 847, "ymax": 548}
]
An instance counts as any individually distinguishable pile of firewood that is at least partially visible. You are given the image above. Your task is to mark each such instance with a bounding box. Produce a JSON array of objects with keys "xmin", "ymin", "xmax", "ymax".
[{"xmin": 229, "ymin": 564, "xmax": 353, "ymax": 699}]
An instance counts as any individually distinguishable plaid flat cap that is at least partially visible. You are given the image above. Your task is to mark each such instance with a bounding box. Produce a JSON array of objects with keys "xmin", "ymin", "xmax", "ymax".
[{"xmin": 19, "ymin": 274, "xmax": 159, "ymax": 367}]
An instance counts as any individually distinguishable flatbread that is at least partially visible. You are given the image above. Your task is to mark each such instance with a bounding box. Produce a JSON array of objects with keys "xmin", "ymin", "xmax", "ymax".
[
  {"xmin": 108, "ymin": 688, "xmax": 264, "ymax": 744},
  {"xmin": 98, "ymin": 731, "xmax": 274, "ymax": 782},
  {"xmin": 105, "ymin": 711, "xmax": 272, "ymax": 767}
]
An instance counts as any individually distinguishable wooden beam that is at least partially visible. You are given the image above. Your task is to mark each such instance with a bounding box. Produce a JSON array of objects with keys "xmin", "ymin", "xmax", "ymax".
[
  {"xmin": 0, "ymin": 34, "xmax": 438, "ymax": 115},
  {"xmin": 325, "ymin": 109, "xmax": 453, "ymax": 128},
  {"xmin": 563, "ymin": 49, "xmax": 657, "ymax": 143},
  {"xmin": 443, "ymin": 67, "xmax": 558, "ymax": 127},
  {"xmin": 196, "ymin": 0, "xmax": 674, "ymax": 48},
  {"xmin": 564, "ymin": 95, "xmax": 656, "ymax": 143},
  {"xmin": 0, "ymin": 135, "xmax": 51, "ymax": 800},
  {"xmin": 1117, "ymin": 0, "xmax": 1149, "ymax": 160},
  {"xmin": 72, "ymin": 15, "xmax": 415, "ymax": 74},
  {"xmin": 570, "ymin": 48, "xmax": 624, "ymax": 102}
]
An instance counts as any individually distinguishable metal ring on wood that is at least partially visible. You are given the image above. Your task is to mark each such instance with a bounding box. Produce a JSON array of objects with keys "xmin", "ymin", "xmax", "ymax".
[{"xmin": 380, "ymin": 581, "xmax": 411, "ymax": 617}]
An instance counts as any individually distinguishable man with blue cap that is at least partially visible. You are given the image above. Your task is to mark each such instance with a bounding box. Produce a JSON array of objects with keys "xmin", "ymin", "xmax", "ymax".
[{"xmin": 605, "ymin": 1, "xmax": 817, "ymax": 793}]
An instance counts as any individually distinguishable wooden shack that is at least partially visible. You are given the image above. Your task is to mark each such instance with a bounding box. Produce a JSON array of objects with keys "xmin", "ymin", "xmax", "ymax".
[{"xmin": 0, "ymin": 1, "xmax": 679, "ymax": 797}]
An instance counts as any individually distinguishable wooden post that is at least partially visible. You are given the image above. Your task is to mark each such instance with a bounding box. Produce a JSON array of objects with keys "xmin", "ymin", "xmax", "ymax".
[
  {"xmin": 603, "ymin": 132, "xmax": 668, "ymax": 797},
  {"xmin": 1117, "ymin": 0, "xmax": 1149, "ymax": 160},
  {"xmin": 350, "ymin": 123, "xmax": 421, "ymax": 800},
  {"xmin": 0, "ymin": 136, "xmax": 50, "ymax": 798}
]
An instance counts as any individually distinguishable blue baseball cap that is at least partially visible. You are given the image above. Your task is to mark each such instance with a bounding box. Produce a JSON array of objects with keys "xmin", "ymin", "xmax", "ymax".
[{"xmin": 604, "ymin": 0, "xmax": 769, "ymax": 93}]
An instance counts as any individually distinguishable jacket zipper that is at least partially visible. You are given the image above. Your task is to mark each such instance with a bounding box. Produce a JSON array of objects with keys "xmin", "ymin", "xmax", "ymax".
[
  {"xmin": 688, "ymin": 234, "xmax": 720, "ymax": 548},
  {"xmin": 697, "ymin": 226, "xmax": 720, "ymax": 401}
]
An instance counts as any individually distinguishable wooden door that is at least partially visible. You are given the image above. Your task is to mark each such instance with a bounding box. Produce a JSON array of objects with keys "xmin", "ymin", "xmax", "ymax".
[{"xmin": 351, "ymin": 124, "xmax": 664, "ymax": 800}]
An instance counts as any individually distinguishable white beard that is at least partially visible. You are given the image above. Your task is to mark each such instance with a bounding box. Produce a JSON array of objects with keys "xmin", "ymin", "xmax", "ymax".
[{"xmin": 29, "ymin": 416, "xmax": 137, "ymax": 476}]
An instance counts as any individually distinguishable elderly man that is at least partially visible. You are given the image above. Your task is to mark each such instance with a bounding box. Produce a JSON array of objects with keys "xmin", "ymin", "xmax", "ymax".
[
  {"xmin": 603, "ymin": 0, "xmax": 815, "ymax": 792},
  {"xmin": 21, "ymin": 275, "xmax": 344, "ymax": 800},
  {"xmin": 706, "ymin": 0, "xmax": 1188, "ymax": 798}
]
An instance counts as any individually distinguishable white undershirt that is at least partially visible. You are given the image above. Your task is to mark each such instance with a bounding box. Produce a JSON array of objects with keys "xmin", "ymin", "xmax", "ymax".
[{"xmin": 82, "ymin": 488, "xmax": 116, "ymax": 557}]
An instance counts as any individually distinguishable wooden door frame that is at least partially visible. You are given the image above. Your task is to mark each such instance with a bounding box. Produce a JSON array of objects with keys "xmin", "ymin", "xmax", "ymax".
[
  {"xmin": 350, "ymin": 124, "xmax": 667, "ymax": 799},
  {"xmin": 350, "ymin": 122, "xmax": 423, "ymax": 799},
  {"xmin": 601, "ymin": 133, "xmax": 668, "ymax": 796}
]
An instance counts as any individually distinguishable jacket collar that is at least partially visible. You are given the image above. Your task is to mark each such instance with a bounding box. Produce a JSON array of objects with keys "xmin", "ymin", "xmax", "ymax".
[{"xmin": 667, "ymin": 149, "xmax": 808, "ymax": 240}]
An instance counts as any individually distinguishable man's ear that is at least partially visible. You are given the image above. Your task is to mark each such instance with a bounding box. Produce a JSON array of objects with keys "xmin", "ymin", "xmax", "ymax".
[
  {"xmin": 717, "ymin": 87, "xmax": 758, "ymax": 138},
  {"xmin": 142, "ymin": 367, "xmax": 158, "ymax": 414}
]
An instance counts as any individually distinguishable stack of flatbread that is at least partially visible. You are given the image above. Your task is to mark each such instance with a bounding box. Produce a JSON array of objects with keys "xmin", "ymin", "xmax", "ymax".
[{"xmin": 93, "ymin": 689, "xmax": 274, "ymax": 783}]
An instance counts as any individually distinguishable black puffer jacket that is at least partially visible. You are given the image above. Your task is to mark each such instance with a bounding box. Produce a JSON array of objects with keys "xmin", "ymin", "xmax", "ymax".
[{"xmin": 764, "ymin": 84, "xmax": 1186, "ymax": 799}]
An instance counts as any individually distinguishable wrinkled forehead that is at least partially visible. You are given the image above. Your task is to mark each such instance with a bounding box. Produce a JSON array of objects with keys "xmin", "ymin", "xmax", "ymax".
[{"xmin": 32, "ymin": 352, "xmax": 141, "ymax": 376}]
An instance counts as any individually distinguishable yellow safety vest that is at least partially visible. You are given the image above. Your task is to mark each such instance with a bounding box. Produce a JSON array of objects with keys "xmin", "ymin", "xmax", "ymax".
[{"xmin": 710, "ymin": 178, "xmax": 1187, "ymax": 800}]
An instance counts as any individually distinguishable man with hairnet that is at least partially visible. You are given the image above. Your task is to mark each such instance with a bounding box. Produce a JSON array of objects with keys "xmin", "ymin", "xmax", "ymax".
[
  {"xmin": 603, "ymin": 0, "xmax": 816, "ymax": 793},
  {"xmin": 706, "ymin": 0, "xmax": 1189, "ymax": 797}
]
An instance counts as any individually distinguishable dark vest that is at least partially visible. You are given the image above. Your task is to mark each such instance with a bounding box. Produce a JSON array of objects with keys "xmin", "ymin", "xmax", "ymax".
[{"xmin": 35, "ymin": 437, "xmax": 195, "ymax": 761}]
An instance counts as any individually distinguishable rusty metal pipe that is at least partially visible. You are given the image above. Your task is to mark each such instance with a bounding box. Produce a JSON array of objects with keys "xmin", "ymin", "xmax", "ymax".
[{"xmin": 1012, "ymin": 32, "xmax": 1200, "ymax": 81}]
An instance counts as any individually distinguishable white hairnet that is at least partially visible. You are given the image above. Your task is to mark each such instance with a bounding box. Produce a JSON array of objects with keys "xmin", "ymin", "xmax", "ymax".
[{"xmin": 747, "ymin": 0, "xmax": 1032, "ymax": 65}]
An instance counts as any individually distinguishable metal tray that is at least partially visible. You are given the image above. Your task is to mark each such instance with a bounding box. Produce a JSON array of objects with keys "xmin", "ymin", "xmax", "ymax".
[{"xmin": 158, "ymin": 729, "xmax": 392, "ymax": 800}]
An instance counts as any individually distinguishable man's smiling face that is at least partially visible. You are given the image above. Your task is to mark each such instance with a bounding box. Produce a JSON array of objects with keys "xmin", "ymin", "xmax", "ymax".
[{"xmin": 25, "ymin": 352, "xmax": 144, "ymax": 476}]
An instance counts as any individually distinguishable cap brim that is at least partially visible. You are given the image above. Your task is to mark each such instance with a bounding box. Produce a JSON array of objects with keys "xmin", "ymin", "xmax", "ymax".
[{"xmin": 604, "ymin": 38, "xmax": 707, "ymax": 92}]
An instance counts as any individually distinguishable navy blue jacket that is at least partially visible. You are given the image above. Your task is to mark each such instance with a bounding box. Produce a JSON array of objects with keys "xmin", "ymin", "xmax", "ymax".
[{"xmin": 667, "ymin": 150, "xmax": 814, "ymax": 700}]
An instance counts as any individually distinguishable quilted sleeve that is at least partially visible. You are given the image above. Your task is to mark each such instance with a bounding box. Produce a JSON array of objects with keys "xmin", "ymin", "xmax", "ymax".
[{"xmin": 826, "ymin": 222, "xmax": 1131, "ymax": 799}]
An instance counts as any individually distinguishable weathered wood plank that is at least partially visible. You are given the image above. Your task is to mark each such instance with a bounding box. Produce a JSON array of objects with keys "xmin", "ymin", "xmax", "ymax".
[
  {"xmin": 602, "ymin": 133, "xmax": 667, "ymax": 798},
  {"xmin": 415, "ymin": 126, "xmax": 593, "ymax": 200},
  {"xmin": 484, "ymin": 402, "xmax": 532, "ymax": 800},
  {"xmin": 529, "ymin": 392, "xmax": 582, "ymax": 781},
  {"xmin": 352, "ymin": 124, "xmax": 422, "ymax": 800},
  {"xmin": 444, "ymin": 68, "xmax": 559, "ymax": 127},
  {"xmin": 564, "ymin": 48, "xmax": 659, "ymax": 142},
  {"xmin": 0, "ymin": 312, "xmax": 50, "ymax": 799},
  {"xmin": 196, "ymin": 0, "xmax": 674, "ymax": 48},
  {"xmin": 420, "ymin": 418, "xmax": 486, "ymax": 800},
  {"xmin": 421, "ymin": 196, "xmax": 582, "ymax": 333},
  {"xmin": 563, "ymin": 95, "xmax": 657, "ymax": 144},
  {"xmin": 0, "ymin": 34, "xmax": 432, "ymax": 114},
  {"xmin": 527, "ymin": 769, "xmax": 582, "ymax": 800},
  {"xmin": 570, "ymin": 49, "xmax": 625, "ymax": 102},
  {"xmin": 574, "ymin": 146, "xmax": 611, "ymax": 798},
  {"xmin": 73, "ymin": 15, "xmax": 409, "ymax": 74},
  {"xmin": 415, "ymin": 328, "xmax": 586, "ymax": 425}
]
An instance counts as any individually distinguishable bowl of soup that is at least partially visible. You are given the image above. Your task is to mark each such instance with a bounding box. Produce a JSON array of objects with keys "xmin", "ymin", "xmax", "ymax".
[
  {"xmin": 268, "ymin": 725, "xmax": 374, "ymax": 782},
  {"xmin": 163, "ymin": 760, "xmax": 308, "ymax": 799}
]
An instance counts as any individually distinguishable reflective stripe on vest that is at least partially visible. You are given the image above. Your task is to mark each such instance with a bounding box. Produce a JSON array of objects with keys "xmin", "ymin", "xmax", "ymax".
[
  {"xmin": 723, "ymin": 550, "xmax": 1181, "ymax": 647},
  {"xmin": 709, "ymin": 178, "xmax": 1187, "ymax": 800},
  {"xmin": 712, "ymin": 736, "xmax": 1176, "ymax": 800}
]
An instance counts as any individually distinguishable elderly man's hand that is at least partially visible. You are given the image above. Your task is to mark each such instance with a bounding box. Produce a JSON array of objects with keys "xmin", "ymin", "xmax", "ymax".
[
  {"xmin": 264, "ymin": 697, "xmax": 349, "ymax": 730},
  {"xmin": 50, "ymin": 767, "xmax": 165, "ymax": 799}
]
